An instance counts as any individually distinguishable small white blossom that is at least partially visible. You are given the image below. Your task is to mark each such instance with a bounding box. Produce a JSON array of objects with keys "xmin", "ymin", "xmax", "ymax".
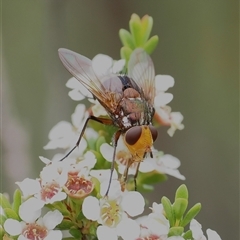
[
  {"xmin": 190, "ymin": 219, "xmax": 222, "ymax": 240},
  {"xmin": 4, "ymin": 209, "xmax": 63, "ymax": 240},
  {"xmin": 83, "ymin": 180, "xmax": 144, "ymax": 239},
  {"xmin": 44, "ymin": 104, "xmax": 88, "ymax": 150}
]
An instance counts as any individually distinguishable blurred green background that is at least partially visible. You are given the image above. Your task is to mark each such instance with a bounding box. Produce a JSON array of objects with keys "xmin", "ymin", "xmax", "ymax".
[{"xmin": 2, "ymin": 1, "xmax": 238, "ymax": 239}]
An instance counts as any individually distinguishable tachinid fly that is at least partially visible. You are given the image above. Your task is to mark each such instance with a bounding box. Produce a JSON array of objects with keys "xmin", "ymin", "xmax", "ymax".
[{"xmin": 58, "ymin": 48, "xmax": 158, "ymax": 195}]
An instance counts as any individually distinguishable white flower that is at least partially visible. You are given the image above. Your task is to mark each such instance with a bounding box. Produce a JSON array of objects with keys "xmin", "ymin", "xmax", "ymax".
[
  {"xmin": 145, "ymin": 152, "xmax": 186, "ymax": 180},
  {"xmin": 100, "ymin": 141, "xmax": 185, "ymax": 180},
  {"xmin": 66, "ymin": 77, "xmax": 92, "ymax": 101},
  {"xmin": 154, "ymin": 75, "xmax": 184, "ymax": 136},
  {"xmin": 4, "ymin": 209, "xmax": 63, "ymax": 240},
  {"xmin": 82, "ymin": 181, "xmax": 144, "ymax": 240},
  {"xmin": 190, "ymin": 219, "xmax": 222, "ymax": 240},
  {"xmin": 44, "ymin": 104, "xmax": 88, "ymax": 150}
]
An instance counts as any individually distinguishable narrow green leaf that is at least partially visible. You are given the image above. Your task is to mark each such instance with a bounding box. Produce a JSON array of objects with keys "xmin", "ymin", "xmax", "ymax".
[
  {"xmin": 175, "ymin": 184, "xmax": 188, "ymax": 200},
  {"xmin": 173, "ymin": 198, "xmax": 188, "ymax": 221},
  {"xmin": 4, "ymin": 208, "xmax": 20, "ymax": 220},
  {"xmin": 168, "ymin": 226, "xmax": 184, "ymax": 237},
  {"xmin": 161, "ymin": 196, "xmax": 175, "ymax": 227},
  {"xmin": 183, "ymin": 230, "xmax": 193, "ymax": 239},
  {"xmin": 69, "ymin": 228, "xmax": 82, "ymax": 239},
  {"xmin": 129, "ymin": 18, "xmax": 143, "ymax": 47},
  {"xmin": 141, "ymin": 15, "xmax": 153, "ymax": 44},
  {"xmin": 0, "ymin": 193, "xmax": 12, "ymax": 209},
  {"xmin": 143, "ymin": 35, "xmax": 159, "ymax": 55},
  {"xmin": 0, "ymin": 214, "xmax": 7, "ymax": 225},
  {"xmin": 119, "ymin": 29, "xmax": 135, "ymax": 50},
  {"xmin": 120, "ymin": 46, "xmax": 132, "ymax": 64},
  {"xmin": 12, "ymin": 189, "xmax": 22, "ymax": 215},
  {"xmin": 57, "ymin": 219, "xmax": 75, "ymax": 230},
  {"xmin": 180, "ymin": 203, "xmax": 201, "ymax": 227}
]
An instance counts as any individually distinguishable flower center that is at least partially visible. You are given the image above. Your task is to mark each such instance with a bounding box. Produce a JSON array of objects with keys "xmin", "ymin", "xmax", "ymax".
[
  {"xmin": 40, "ymin": 181, "xmax": 60, "ymax": 201},
  {"xmin": 64, "ymin": 173, "xmax": 93, "ymax": 198},
  {"xmin": 100, "ymin": 200, "xmax": 122, "ymax": 227},
  {"xmin": 22, "ymin": 223, "xmax": 48, "ymax": 240}
]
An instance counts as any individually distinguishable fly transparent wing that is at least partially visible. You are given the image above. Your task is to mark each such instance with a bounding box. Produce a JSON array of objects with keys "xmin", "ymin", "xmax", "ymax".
[
  {"xmin": 128, "ymin": 48, "xmax": 155, "ymax": 105},
  {"xmin": 58, "ymin": 48, "xmax": 123, "ymax": 109}
]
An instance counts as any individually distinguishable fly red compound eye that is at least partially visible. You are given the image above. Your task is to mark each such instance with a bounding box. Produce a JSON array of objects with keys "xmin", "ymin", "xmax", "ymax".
[
  {"xmin": 125, "ymin": 126, "xmax": 142, "ymax": 145},
  {"xmin": 149, "ymin": 125, "xmax": 158, "ymax": 142}
]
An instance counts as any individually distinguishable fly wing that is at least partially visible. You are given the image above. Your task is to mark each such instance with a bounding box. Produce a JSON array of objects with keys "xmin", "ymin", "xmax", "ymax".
[
  {"xmin": 128, "ymin": 48, "xmax": 155, "ymax": 106},
  {"xmin": 58, "ymin": 48, "xmax": 123, "ymax": 110}
]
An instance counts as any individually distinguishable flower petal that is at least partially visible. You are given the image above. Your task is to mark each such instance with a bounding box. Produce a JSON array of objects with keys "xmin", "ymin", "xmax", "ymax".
[
  {"xmin": 43, "ymin": 210, "xmax": 63, "ymax": 230},
  {"xmin": 16, "ymin": 178, "xmax": 41, "ymax": 198},
  {"xmin": 4, "ymin": 219, "xmax": 22, "ymax": 235},
  {"xmin": 97, "ymin": 225, "xmax": 118, "ymax": 240},
  {"xmin": 206, "ymin": 229, "xmax": 222, "ymax": 240},
  {"xmin": 121, "ymin": 191, "xmax": 145, "ymax": 217},
  {"xmin": 19, "ymin": 198, "xmax": 44, "ymax": 223},
  {"xmin": 117, "ymin": 218, "xmax": 140, "ymax": 240},
  {"xmin": 82, "ymin": 196, "xmax": 100, "ymax": 221},
  {"xmin": 155, "ymin": 75, "xmax": 175, "ymax": 91},
  {"xmin": 45, "ymin": 230, "xmax": 63, "ymax": 240}
]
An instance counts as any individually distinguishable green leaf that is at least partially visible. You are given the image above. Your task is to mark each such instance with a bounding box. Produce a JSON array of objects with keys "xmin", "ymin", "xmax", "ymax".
[
  {"xmin": 0, "ymin": 193, "xmax": 12, "ymax": 209},
  {"xmin": 137, "ymin": 171, "xmax": 167, "ymax": 185},
  {"xmin": 168, "ymin": 226, "xmax": 184, "ymax": 237},
  {"xmin": 95, "ymin": 136, "xmax": 106, "ymax": 153},
  {"xmin": 141, "ymin": 15, "xmax": 153, "ymax": 44},
  {"xmin": 120, "ymin": 46, "xmax": 132, "ymax": 64},
  {"xmin": 183, "ymin": 230, "xmax": 193, "ymax": 239},
  {"xmin": 143, "ymin": 35, "xmax": 159, "ymax": 55},
  {"xmin": 0, "ymin": 228, "xmax": 5, "ymax": 240},
  {"xmin": 69, "ymin": 228, "xmax": 82, "ymax": 239},
  {"xmin": 180, "ymin": 203, "xmax": 201, "ymax": 227},
  {"xmin": 129, "ymin": 18, "xmax": 143, "ymax": 47},
  {"xmin": 4, "ymin": 208, "xmax": 20, "ymax": 220},
  {"xmin": 12, "ymin": 189, "xmax": 22, "ymax": 215},
  {"xmin": 175, "ymin": 184, "xmax": 188, "ymax": 200},
  {"xmin": 119, "ymin": 29, "xmax": 135, "ymax": 50},
  {"xmin": 57, "ymin": 219, "xmax": 75, "ymax": 230},
  {"xmin": 0, "ymin": 214, "xmax": 7, "ymax": 226},
  {"xmin": 161, "ymin": 196, "xmax": 175, "ymax": 227},
  {"xmin": 173, "ymin": 198, "xmax": 188, "ymax": 221}
]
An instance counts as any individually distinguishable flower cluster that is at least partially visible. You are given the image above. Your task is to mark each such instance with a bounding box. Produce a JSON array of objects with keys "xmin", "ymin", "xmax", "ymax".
[{"xmin": 0, "ymin": 14, "xmax": 221, "ymax": 240}]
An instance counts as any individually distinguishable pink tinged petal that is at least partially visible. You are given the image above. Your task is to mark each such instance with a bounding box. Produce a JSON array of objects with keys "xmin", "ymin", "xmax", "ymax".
[
  {"xmin": 97, "ymin": 225, "xmax": 118, "ymax": 240},
  {"xmin": 4, "ymin": 219, "xmax": 22, "ymax": 235},
  {"xmin": 16, "ymin": 178, "xmax": 41, "ymax": 198},
  {"xmin": 155, "ymin": 75, "xmax": 175, "ymax": 91},
  {"xmin": 43, "ymin": 210, "xmax": 63, "ymax": 230},
  {"xmin": 82, "ymin": 196, "xmax": 100, "ymax": 221},
  {"xmin": 121, "ymin": 191, "xmax": 145, "ymax": 217},
  {"xmin": 154, "ymin": 93, "xmax": 173, "ymax": 107},
  {"xmin": 92, "ymin": 54, "xmax": 113, "ymax": 76},
  {"xmin": 206, "ymin": 229, "xmax": 222, "ymax": 240},
  {"xmin": 19, "ymin": 198, "xmax": 44, "ymax": 223},
  {"xmin": 45, "ymin": 230, "xmax": 63, "ymax": 240},
  {"xmin": 117, "ymin": 218, "xmax": 140, "ymax": 240},
  {"xmin": 100, "ymin": 143, "xmax": 114, "ymax": 162}
]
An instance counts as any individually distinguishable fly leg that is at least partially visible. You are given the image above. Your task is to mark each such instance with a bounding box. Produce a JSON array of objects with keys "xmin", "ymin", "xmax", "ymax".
[
  {"xmin": 104, "ymin": 130, "xmax": 121, "ymax": 196},
  {"xmin": 60, "ymin": 116, "xmax": 113, "ymax": 161},
  {"xmin": 133, "ymin": 162, "xmax": 141, "ymax": 191}
]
